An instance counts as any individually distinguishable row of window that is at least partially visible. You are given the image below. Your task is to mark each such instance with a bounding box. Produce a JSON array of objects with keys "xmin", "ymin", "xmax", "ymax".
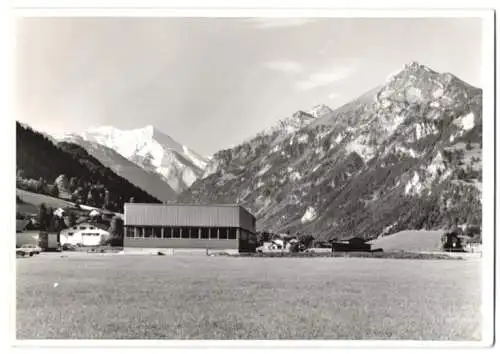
[
  {"xmin": 67, "ymin": 232, "xmax": 102, "ymax": 236},
  {"xmin": 72, "ymin": 226, "xmax": 97, "ymax": 231},
  {"xmin": 124, "ymin": 226, "xmax": 239, "ymax": 240}
]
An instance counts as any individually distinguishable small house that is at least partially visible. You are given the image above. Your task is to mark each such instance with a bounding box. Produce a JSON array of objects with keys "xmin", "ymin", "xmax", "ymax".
[{"xmin": 59, "ymin": 221, "xmax": 110, "ymax": 247}]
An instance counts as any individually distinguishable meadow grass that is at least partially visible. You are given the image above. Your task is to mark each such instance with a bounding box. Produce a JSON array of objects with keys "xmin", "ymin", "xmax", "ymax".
[{"xmin": 16, "ymin": 254, "xmax": 481, "ymax": 340}]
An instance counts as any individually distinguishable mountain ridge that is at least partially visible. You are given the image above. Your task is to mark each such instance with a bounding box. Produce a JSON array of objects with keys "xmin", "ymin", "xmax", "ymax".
[
  {"xmin": 16, "ymin": 122, "xmax": 161, "ymax": 213},
  {"xmin": 61, "ymin": 125, "xmax": 208, "ymax": 194},
  {"xmin": 179, "ymin": 61, "xmax": 482, "ymax": 240}
]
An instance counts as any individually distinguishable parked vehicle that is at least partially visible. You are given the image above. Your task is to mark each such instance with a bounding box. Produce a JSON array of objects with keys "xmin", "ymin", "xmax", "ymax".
[
  {"xmin": 256, "ymin": 241, "xmax": 285, "ymax": 254},
  {"xmin": 61, "ymin": 243, "xmax": 77, "ymax": 251},
  {"xmin": 16, "ymin": 244, "xmax": 42, "ymax": 257}
]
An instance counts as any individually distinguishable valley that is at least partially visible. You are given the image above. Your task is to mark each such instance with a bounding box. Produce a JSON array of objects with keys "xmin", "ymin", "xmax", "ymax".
[{"xmin": 16, "ymin": 61, "xmax": 482, "ymax": 242}]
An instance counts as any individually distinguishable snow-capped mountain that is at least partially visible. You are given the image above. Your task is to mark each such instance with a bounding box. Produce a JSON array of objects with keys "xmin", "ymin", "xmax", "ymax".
[
  {"xmin": 179, "ymin": 62, "xmax": 482, "ymax": 240},
  {"xmin": 62, "ymin": 125, "xmax": 208, "ymax": 194},
  {"xmin": 61, "ymin": 135, "xmax": 177, "ymax": 202}
]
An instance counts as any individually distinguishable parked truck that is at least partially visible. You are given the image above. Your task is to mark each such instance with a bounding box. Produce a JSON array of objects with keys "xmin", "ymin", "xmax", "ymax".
[{"xmin": 38, "ymin": 231, "xmax": 60, "ymax": 252}]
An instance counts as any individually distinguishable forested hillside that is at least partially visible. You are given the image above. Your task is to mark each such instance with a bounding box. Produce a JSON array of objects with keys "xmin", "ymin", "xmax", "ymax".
[{"xmin": 16, "ymin": 122, "xmax": 160, "ymax": 212}]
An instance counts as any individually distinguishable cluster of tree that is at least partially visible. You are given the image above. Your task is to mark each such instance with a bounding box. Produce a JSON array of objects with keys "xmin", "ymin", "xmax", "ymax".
[
  {"xmin": 101, "ymin": 216, "xmax": 124, "ymax": 247},
  {"xmin": 16, "ymin": 122, "xmax": 160, "ymax": 212},
  {"xmin": 37, "ymin": 203, "xmax": 68, "ymax": 232},
  {"xmin": 16, "ymin": 173, "xmax": 60, "ymax": 198}
]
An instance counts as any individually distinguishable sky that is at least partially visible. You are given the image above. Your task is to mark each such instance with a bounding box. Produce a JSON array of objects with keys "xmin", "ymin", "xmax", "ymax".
[{"xmin": 15, "ymin": 17, "xmax": 483, "ymax": 156}]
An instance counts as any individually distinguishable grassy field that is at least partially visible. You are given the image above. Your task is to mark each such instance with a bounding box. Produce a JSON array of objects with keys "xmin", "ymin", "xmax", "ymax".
[
  {"xmin": 369, "ymin": 230, "xmax": 445, "ymax": 253},
  {"xmin": 16, "ymin": 254, "xmax": 482, "ymax": 340}
]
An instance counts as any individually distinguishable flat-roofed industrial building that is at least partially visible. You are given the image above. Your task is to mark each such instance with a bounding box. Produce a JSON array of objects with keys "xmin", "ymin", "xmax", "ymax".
[{"xmin": 123, "ymin": 203, "xmax": 257, "ymax": 252}]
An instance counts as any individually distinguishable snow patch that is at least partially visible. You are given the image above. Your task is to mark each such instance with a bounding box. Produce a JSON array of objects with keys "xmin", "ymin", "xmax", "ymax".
[
  {"xmin": 413, "ymin": 122, "xmax": 438, "ymax": 141},
  {"xmin": 454, "ymin": 112, "xmax": 475, "ymax": 131},
  {"xmin": 432, "ymin": 88, "xmax": 444, "ymax": 98},
  {"xmin": 335, "ymin": 134, "xmax": 343, "ymax": 144},
  {"xmin": 256, "ymin": 164, "xmax": 272, "ymax": 177},
  {"xmin": 312, "ymin": 164, "xmax": 322, "ymax": 173},
  {"xmin": 290, "ymin": 171, "xmax": 302, "ymax": 181},
  {"xmin": 183, "ymin": 145, "xmax": 208, "ymax": 170},
  {"xmin": 405, "ymin": 87, "xmax": 423, "ymax": 103},
  {"xmin": 430, "ymin": 101, "xmax": 440, "ymax": 108},
  {"xmin": 404, "ymin": 172, "xmax": 423, "ymax": 196},
  {"xmin": 297, "ymin": 134, "xmax": 309, "ymax": 144},
  {"xmin": 380, "ymin": 99, "xmax": 392, "ymax": 109},
  {"xmin": 383, "ymin": 115, "xmax": 405, "ymax": 135},
  {"xmin": 270, "ymin": 144, "xmax": 281, "ymax": 153},
  {"xmin": 301, "ymin": 206, "xmax": 317, "ymax": 223},
  {"xmin": 345, "ymin": 136, "xmax": 375, "ymax": 162}
]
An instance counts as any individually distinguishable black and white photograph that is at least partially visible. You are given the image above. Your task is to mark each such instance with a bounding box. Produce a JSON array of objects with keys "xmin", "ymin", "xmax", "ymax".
[{"xmin": 7, "ymin": 4, "xmax": 495, "ymax": 348}]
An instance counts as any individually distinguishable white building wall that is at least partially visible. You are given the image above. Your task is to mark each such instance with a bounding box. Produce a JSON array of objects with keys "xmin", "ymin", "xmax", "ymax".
[{"xmin": 59, "ymin": 222, "xmax": 110, "ymax": 246}]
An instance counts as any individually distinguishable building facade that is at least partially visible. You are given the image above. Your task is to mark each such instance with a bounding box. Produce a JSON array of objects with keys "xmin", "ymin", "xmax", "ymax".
[
  {"xmin": 123, "ymin": 203, "xmax": 257, "ymax": 252},
  {"xmin": 59, "ymin": 222, "xmax": 110, "ymax": 247}
]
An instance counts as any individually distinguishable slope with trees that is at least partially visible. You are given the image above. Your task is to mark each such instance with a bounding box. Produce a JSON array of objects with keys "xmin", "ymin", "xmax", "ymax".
[{"xmin": 16, "ymin": 122, "xmax": 160, "ymax": 212}]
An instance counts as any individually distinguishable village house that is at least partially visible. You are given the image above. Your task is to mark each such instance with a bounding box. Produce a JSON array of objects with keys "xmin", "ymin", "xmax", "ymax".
[{"xmin": 59, "ymin": 221, "xmax": 110, "ymax": 247}]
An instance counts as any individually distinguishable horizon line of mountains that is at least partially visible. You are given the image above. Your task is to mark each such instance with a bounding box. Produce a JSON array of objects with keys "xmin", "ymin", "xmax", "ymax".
[{"xmin": 16, "ymin": 61, "xmax": 483, "ymax": 240}]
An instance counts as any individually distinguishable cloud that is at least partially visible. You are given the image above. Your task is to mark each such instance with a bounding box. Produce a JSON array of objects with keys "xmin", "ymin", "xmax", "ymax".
[
  {"xmin": 328, "ymin": 93, "xmax": 340, "ymax": 100},
  {"xmin": 244, "ymin": 18, "xmax": 318, "ymax": 29},
  {"xmin": 264, "ymin": 60, "xmax": 302, "ymax": 75},
  {"xmin": 295, "ymin": 65, "xmax": 355, "ymax": 91}
]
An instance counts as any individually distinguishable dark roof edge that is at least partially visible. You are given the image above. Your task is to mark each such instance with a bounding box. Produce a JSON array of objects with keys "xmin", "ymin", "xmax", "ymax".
[{"xmin": 125, "ymin": 202, "xmax": 244, "ymax": 208}]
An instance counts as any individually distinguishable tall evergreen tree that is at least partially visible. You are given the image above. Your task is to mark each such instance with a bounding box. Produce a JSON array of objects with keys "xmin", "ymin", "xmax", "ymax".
[{"xmin": 38, "ymin": 203, "xmax": 48, "ymax": 231}]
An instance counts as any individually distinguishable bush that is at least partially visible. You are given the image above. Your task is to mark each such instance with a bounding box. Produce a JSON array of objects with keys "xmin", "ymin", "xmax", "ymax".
[{"xmin": 289, "ymin": 242, "xmax": 300, "ymax": 253}]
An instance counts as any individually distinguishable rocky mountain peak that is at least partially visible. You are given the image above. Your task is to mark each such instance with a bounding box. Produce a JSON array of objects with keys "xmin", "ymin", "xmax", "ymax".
[
  {"xmin": 180, "ymin": 62, "xmax": 482, "ymax": 241},
  {"xmin": 292, "ymin": 110, "xmax": 315, "ymax": 120},
  {"xmin": 308, "ymin": 104, "xmax": 334, "ymax": 118},
  {"xmin": 62, "ymin": 125, "xmax": 208, "ymax": 194}
]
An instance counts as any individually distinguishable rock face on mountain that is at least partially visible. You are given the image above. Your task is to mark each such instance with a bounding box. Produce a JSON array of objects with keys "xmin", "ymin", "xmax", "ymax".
[
  {"xmin": 62, "ymin": 125, "xmax": 208, "ymax": 194},
  {"xmin": 179, "ymin": 62, "xmax": 482, "ymax": 241}
]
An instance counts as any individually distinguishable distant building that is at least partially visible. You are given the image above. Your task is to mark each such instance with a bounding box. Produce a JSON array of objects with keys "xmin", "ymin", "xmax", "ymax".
[
  {"xmin": 332, "ymin": 237, "xmax": 371, "ymax": 252},
  {"xmin": 59, "ymin": 221, "xmax": 110, "ymax": 247},
  {"xmin": 441, "ymin": 231, "xmax": 466, "ymax": 252},
  {"xmin": 123, "ymin": 203, "xmax": 257, "ymax": 252}
]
